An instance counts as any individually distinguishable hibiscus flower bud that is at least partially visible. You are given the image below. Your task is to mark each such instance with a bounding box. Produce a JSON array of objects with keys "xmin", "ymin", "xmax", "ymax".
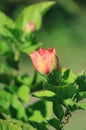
[
  {"xmin": 25, "ymin": 22, "xmax": 36, "ymax": 34},
  {"xmin": 30, "ymin": 48, "xmax": 59, "ymax": 74}
]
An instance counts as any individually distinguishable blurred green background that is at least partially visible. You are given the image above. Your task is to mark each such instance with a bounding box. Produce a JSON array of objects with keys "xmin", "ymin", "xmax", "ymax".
[{"xmin": 0, "ymin": 0, "xmax": 86, "ymax": 130}]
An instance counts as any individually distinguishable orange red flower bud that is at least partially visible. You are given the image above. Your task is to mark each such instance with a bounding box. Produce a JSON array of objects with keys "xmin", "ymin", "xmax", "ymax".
[
  {"xmin": 30, "ymin": 48, "xmax": 59, "ymax": 74},
  {"xmin": 25, "ymin": 22, "xmax": 36, "ymax": 34}
]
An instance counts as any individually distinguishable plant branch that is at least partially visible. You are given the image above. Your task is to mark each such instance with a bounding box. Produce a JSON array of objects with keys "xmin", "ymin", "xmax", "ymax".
[{"xmin": 61, "ymin": 108, "xmax": 72, "ymax": 128}]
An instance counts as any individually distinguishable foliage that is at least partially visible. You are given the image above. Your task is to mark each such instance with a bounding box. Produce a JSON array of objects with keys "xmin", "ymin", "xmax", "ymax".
[{"xmin": 0, "ymin": 1, "xmax": 86, "ymax": 130}]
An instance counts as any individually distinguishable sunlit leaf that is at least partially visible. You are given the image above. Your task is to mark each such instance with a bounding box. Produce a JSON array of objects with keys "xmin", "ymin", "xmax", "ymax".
[
  {"xmin": 0, "ymin": 90, "xmax": 11, "ymax": 113},
  {"xmin": 16, "ymin": 2, "xmax": 55, "ymax": 30},
  {"xmin": 17, "ymin": 85, "xmax": 30, "ymax": 102},
  {"xmin": 64, "ymin": 99, "xmax": 86, "ymax": 111},
  {"xmin": 0, "ymin": 41, "xmax": 10, "ymax": 55},
  {"xmin": 0, "ymin": 119, "xmax": 22, "ymax": 130},
  {"xmin": 33, "ymin": 90, "xmax": 55, "ymax": 101},
  {"xmin": 7, "ymin": 118, "xmax": 34, "ymax": 130},
  {"xmin": 33, "ymin": 90, "xmax": 55, "ymax": 97},
  {"xmin": 10, "ymin": 96, "xmax": 26, "ymax": 119},
  {"xmin": 62, "ymin": 69, "xmax": 76, "ymax": 84},
  {"xmin": 26, "ymin": 100, "xmax": 52, "ymax": 122}
]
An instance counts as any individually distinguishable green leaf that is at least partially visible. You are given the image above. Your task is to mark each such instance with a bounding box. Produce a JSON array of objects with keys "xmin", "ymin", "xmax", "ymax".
[
  {"xmin": 48, "ymin": 118, "xmax": 62, "ymax": 130},
  {"xmin": 17, "ymin": 85, "xmax": 30, "ymax": 102},
  {"xmin": 7, "ymin": 118, "xmax": 34, "ymax": 130},
  {"xmin": 0, "ymin": 11, "xmax": 14, "ymax": 37},
  {"xmin": 16, "ymin": 2, "xmax": 55, "ymax": 30},
  {"xmin": 17, "ymin": 75, "xmax": 32, "ymax": 85},
  {"xmin": 76, "ymin": 74, "xmax": 86, "ymax": 91},
  {"xmin": 7, "ymin": 28, "xmax": 25, "ymax": 42},
  {"xmin": 0, "ymin": 90, "xmax": 11, "ymax": 113},
  {"xmin": 26, "ymin": 100, "xmax": 52, "ymax": 122},
  {"xmin": 64, "ymin": 99, "xmax": 86, "ymax": 111},
  {"xmin": 45, "ymin": 84, "xmax": 77, "ymax": 100},
  {"xmin": 21, "ymin": 42, "xmax": 42, "ymax": 54},
  {"xmin": 61, "ymin": 69, "xmax": 76, "ymax": 84},
  {"xmin": 53, "ymin": 103, "xmax": 64, "ymax": 120},
  {"xmin": 0, "ymin": 63, "xmax": 9, "ymax": 74},
  {"xmin": 33, "ymin": 90, "xmax": 55, "ymax": 98},
  {"xmin": 0, "ymin": 73, "xmax": 11, "ymax": 85},
  {"xmin": 33, "ymin": 90, "xmax": 55, "ymax": 101},
  {"xmin": 47, "ymin": 69, "xmax": 61, "ymax": 85},
  {"xmin": 0, "ymin": 119, "xmax": 22, "ymax": 130},
  {"xmin": 6, "ymin": 52, "xmax": 19, "ymax": 69},
  {"xmin": 76, "ymin": 92, "xmax": 86, "ymax": 101},
  {"xmin": 6, "ymin": 85, "xmax": 18, "ymax": 94},
  {"xmin": 10, "ymin": 96, "xmax": 26, "ymax": 119},
  {"xmin": 0, "ymin": 90, "xmax": 26, "ymax": 118},
  {"xmin": 29, "ymin": 121, "xmax": 48, "ymax": 130},
  {"xmin": 0, "ymin": 41, "xmax": 10, "ymax": 55}
]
